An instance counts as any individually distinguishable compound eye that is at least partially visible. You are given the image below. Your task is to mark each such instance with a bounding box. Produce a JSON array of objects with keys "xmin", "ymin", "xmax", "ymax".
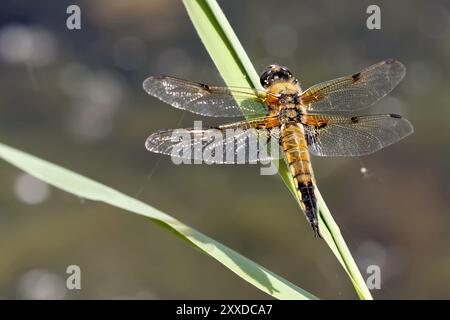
[{"xmin": 281, "ymin": 67, "xmax": 292, "ymax": 77}]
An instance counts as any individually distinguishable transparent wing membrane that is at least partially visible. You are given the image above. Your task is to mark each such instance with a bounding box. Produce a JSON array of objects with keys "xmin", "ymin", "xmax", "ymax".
[{"xmin": 305, "ymin": 114, "xmax": 414, "ymax": 157}]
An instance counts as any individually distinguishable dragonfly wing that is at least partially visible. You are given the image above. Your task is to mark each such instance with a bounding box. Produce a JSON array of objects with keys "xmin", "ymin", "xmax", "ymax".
[
  {"xmin": 300, "ymin": 59, "xmax": 406, "ymax": 112},
  {"xmin": 143, "ymin": 76, "xmax": 269, "ymax": 117},
  {"xmin": 304, "ymin": 114, "xmax": 414, "ymax": 157},
  {"xmin": 145, "ymin": 117, "xmax": 282, "ymax": 163}
]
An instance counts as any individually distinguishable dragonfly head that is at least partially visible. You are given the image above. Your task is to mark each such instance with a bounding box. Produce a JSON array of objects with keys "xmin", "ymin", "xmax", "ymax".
[{"xmin": 260, "ymin": 64, "xmax": 299, "ymax": 89}]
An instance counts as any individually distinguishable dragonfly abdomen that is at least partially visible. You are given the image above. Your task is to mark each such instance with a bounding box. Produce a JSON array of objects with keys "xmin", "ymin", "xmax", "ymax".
[{"xmin": 281, "ymin": 123, "xmax": 321, "ymax": 238}]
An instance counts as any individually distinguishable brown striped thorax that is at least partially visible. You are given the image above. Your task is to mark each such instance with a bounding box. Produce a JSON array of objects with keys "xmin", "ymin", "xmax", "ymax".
[{"xmin": 143, "ymin": 59, "xmax": 414, "ymax": 238}]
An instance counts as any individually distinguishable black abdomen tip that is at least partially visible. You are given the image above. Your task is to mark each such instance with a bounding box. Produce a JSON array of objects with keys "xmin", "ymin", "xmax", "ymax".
[
  {"xmin": 297, "ymin": 181, "xmax": 322, "ymax": 238},
  {"xmin": 311, "ymin": 220, "xmax": 322, "ymax": 239}
]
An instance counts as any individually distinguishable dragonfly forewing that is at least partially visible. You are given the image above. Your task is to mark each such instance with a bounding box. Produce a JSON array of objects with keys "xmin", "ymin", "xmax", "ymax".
[{"xmin": 143, "ymin": 75, "xmax": 270, "ymax": 117}]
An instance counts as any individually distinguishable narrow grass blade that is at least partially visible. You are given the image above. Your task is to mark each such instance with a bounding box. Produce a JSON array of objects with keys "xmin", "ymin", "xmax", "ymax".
[
  {"xmin": 183, "ymin": 0, "xmax": 372, "ymax": 299},
  {"xmin": 0, "ymin": 142, "xmax": 318, "ymax": 300}
]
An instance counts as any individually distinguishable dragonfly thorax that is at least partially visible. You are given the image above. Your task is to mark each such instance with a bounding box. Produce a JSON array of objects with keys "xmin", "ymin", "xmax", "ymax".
[{"xmin": 278, "ymin": 92, "xmax": 300, "ymax": 104}]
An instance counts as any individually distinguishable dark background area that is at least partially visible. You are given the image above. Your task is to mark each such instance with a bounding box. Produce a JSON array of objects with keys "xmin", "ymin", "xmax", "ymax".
[{"xmin": 0, "ymin": 0, "xmax": 449, "ymax": 299}]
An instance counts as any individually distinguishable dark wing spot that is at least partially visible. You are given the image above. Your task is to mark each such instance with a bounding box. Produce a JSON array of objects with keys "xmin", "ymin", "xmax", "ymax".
[
  {"xmin": 390, "ymin": 113, "xmax": 402, "ymax": 118},
  {"xmin": 200, "ymin": 83, "xmax": 210, "ymax": 91},
  {"xmin": 352, "ymin": 72, "xmax": 361, "ymax": 82},
  {"xmin": 350, "ymin": 116, "xmax": 359, "ymax": 123}
]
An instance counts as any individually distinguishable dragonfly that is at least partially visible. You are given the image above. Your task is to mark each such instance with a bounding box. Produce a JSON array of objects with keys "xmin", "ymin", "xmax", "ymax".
[{"xmin": 143, "ymin": 59, "xmax": 414, "ymax": 238}]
